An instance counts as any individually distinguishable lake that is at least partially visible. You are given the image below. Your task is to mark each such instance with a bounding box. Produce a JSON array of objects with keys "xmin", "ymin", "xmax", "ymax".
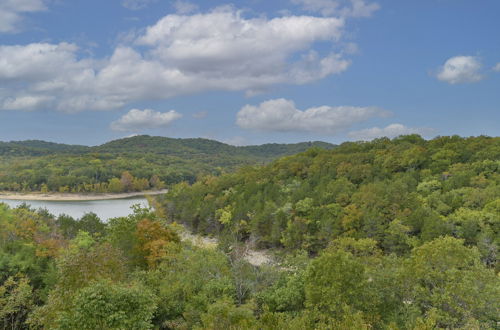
[{"xmin": 0, "ymin": 197, "xmax": 149, "ymax": 220}]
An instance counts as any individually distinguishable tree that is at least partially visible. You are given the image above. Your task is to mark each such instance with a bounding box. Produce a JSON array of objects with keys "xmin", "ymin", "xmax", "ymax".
[
  {"xmin": 120, "ymin": 171, "xmax": 134, "ymax": 192},
  {"xmin": 107, "ymin": 178, "xmax": 124, "ymax": 193},
  {"xmin": 134, "ymin": 218, "xmax": 180, "ymax": 268},
  {"xmin": 137, "ymin": 247, "xmax": 235, "ymax": 328},
  {"xmin": 58, "ymin": 280, "xmax": 157, "ymax": 329},
  {"xmin": 199, "ymin": 297, "xmax": 256, "ymax": 330},
  {"xmin": 149, "ymin": 175, "xmax": 165, "ymax": 189},
  {"xmin": 0, "ymin": 275, "xmax": 34, "ymax": 329},
  {"xmin": 78, "ymin": 212, "xmax": 106, "ymax": 237},
  {"xmin": 305, "ymin": 249, "xmax": 368, "ymax": 316},
  {"xmin": 28, "ymin": 242, "xmax": 127, "ymax": 328},
  {"xmin": 403, "ymin": 237, "xmax": 499, "ymax": 328}
]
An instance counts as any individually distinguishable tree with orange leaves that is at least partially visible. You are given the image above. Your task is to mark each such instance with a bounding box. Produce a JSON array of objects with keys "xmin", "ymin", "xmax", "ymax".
[{"xmin": 134, "ymin": 219, "xmax": 180, "ymax": 268}]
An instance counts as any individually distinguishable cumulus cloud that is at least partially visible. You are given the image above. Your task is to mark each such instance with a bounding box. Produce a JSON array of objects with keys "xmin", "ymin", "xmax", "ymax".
[
  {"xmin": 0, "ymin": 8, "xmax": 355, "ymax": 112},
  {"xmin": 292, "ymin": 0, "xmax": 379, "ymax": 17},
  {"xmin": 236, "ymin": 98, "xmax": 389, "ymax": 134},
  {"xmin": 122, "ymin": 0, "xmax": 157, "ymax": 10},
  {"xmin": 493, "ymin": 63, "xmax": 500, "ymax": 72},
  {"xmin": 436, "ymin": 56, "xmax": 483, "ymax": 84},
  {"xmin": 348, "ymin": 123, "xmax": 435, "ymax": 140},
  {"xmin": 110, "ymin": 109, "xmax": 182, "ymax": 132},
  {"xmin": 2, "ymin": 95, "xmax": 53, "ymax": 111},
  {"xmin": 135, "ymin": 9, "xmax": 346, "ymax": 82},
  {"xmin": 0, "ymin": 0, "xmax": 47, "ymax": 33}
]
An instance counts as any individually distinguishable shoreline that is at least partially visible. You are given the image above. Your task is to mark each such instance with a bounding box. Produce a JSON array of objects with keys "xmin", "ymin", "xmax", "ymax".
[{"xmin": 0, "ymin": 189, "xmax": 168, "ymax": 201}]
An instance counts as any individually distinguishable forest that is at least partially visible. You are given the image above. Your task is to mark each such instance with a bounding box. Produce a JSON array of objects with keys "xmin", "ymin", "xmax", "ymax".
[
  {"xmin": 0, "ymin": 135, "xmax": 499, "ymax": 329},
  {"xmin": 0, "ymin": 135, "xmax": 334, "ymax": 193}
]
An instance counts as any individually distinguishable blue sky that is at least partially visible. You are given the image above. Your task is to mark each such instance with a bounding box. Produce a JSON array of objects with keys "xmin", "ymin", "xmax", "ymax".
[{"xmin": 0, "ymin": 0, "xmax": 498, "ymax": 146}]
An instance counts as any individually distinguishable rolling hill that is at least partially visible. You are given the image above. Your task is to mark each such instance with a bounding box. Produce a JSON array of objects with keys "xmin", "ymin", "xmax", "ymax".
[{"xmin": 0, "ymin": 135, "xmax": 335, "ymax": 192}]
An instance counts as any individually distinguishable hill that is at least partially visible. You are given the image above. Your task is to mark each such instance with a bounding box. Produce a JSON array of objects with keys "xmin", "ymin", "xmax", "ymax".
[
  {"xmin": 156, "ymin": 134, "xmax": 499, "ymax": 327},
  {"xmin": 163, "ymin": 134, "xmax": 499, "ymax": 253},
  {"xmin": 0, "ymin": 140, "xmax": 89, "ymax": 156},
  {"xmin": 1, "ymin": 134, "xmax": 498, "ymax": 329},
  {"xmin": 0, "ymin": 135, "xmax": 335, "ymax": 193},
  {"xmin": 0, "ymin": 135, "xmax": 335, "ymax": 158},
  {"xmin": 94, "ymin": 135, "xmax": 335, "ymax": 159}
]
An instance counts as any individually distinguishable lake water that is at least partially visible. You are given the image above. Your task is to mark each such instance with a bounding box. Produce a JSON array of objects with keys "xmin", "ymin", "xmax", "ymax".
[{"xmin": 0, "ymin": 197, "xmax": 149, "ymax": 220}]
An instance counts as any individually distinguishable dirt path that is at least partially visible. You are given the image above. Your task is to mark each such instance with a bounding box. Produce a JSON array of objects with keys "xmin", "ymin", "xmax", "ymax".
[
  {"xmin": 176, "ymin": 226, "xmax": 273, "ymax": 267},
  {"xmin": 0, "ymin": 189, "xmax": 169, "ymax": 201}
]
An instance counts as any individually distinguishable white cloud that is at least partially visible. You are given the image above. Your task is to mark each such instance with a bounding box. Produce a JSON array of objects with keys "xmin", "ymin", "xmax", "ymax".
[
  {"xmin": 436, "ymin": 56, "xmax": 483, "ymax": 84},
  {"xmin": 173, "ymin": 1, "xmax": 198, "ymax": 14},
  {"xmin": 348, "ymin": 123, "xmax": 435, "ymax": 140},
  {"xmin": 236, "ymin": 98, "xmax": 389, "ymax": 134},
  {"xmin": 0, "ymin": 8, "xmax": 353, "ymax": 112},
  {"xmin": 493, "ymin": 63, "xmax": 500, "ymax": 72},
  {"xmin": 122, "ymin": 0, "xmax": 156, "ymax": 10},
  {"xmin": 292, "ymin": 0, "xmax": 379, "ymax": 17},
  {"xmin": 2, "ymin": 95, "xmax": 53, "ymax": 111},
  {"xmin": 110, "ymin": 109, "xmax": 182, "ymax": 132},
  {"xmin": 0, "ymin": 43, "xmax": 84, "ymax": 81},
  {"xmin": 0, "ymin": 0, "xmax": 47, "ymax": 33},
  {"xmin": 136, "ymin": 9, "xmax": 346, "ymax": 83}
]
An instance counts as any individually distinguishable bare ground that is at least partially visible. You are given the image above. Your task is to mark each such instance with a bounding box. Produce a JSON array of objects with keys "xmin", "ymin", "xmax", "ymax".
[
  {"xmin": 176, "ymin": 226, "xmax": 273, "ymax": 267},
  {"xmin": 0, "ymin": 189, "xmax": 169, "ymax": 201}
]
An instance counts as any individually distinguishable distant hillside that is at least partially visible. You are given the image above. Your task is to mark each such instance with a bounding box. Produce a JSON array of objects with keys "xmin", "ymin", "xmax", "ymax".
[
  {"xmin": 0, "ymin": 140, "xmax": 89, "ymax": 156},
  {"xmin": 0, "ymin": 135, "xmax": 335, "ymax": 158},
  {"xmin": 93, "ymin": 135, "xmax": 336, "ymax": 159},
  {"xmin": 0, "ymin": 135, "xmax": 335, "ymax": 193},
  {"xmin": 240, "ymin": 141, "xmax": 335, "ymax": 158},
  {"xmin": 94, "ymin": 136, "xmax": 236, "ymax": 156}
]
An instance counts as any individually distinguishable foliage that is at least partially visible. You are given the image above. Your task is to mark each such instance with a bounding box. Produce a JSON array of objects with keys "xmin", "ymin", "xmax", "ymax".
[
  {"xmin": 0, "ymin": 275, "xmax": 34, "ymax": 329},
  {"xmin": 0, "ymin": 134, "xmax": 498, "ymax": 329},
  {"xmin": 58, "ymin": 280, "xmax": 157, "ymax": 330},
  {"xmin": 160, "ymin": 135, "xmax": 499, "ymax": 328},
  {"xmin": 0, "ymin": 135, "xmax": 335, "ymax": 193}
]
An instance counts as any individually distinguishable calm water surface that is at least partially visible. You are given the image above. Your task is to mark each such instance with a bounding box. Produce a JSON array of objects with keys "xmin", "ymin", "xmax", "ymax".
[{"xmin": 0, "ymin": 197, "xmax": 149, "ymax": 220}]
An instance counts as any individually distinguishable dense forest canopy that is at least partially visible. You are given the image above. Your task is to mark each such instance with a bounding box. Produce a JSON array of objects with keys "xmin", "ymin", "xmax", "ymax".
[
  {"xmin": 0, "ymin": 135, "xmax": 335, "ymax": 193},
  {"xmin": 163, "ymin": 135, "xmax": 499, "ymax": 253},
  {"xmin": 0, "ymin": 134, "xmax": 498, "ymax": 329},
  {"xmin": 158, "ymin": 134, "xmax": 500, "ymax": 327}
]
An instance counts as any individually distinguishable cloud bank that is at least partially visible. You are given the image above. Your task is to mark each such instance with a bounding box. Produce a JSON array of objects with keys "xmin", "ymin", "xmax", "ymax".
[
  {"xmin": 236, "ymin": 98, "xmax": 389, "ymax": 134},
  {"xmin": 110, "ymin": 109, "xmax": 182, "ymax": 132},
  {"xmin": 0, "ymin": 7, "xmax": 352, "ymax": 112},
  {"xmin": 436, "ymin": 56, "xmax": 483, "ymax": 84}
]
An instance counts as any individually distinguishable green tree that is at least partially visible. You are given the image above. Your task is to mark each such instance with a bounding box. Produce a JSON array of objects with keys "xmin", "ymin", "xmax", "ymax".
[
  {"xmin": 403, "ymin": 237, "xmax": 499, "ymax": 328},
  {"xmin": 59, "ymin": 280, "xmax": 157, "ymax": 329},
  {"xmin": 0, "ymin": 275, "xmax": 34, "ymax": 329},
  {"xmin": 198, "ymin": 297, "xmax": 256, "ymax": 330},
  {"xmin": 107, "ymin": 178, "xmax": 124, "ymax": 193},
  {"xmin": 304, "ymin": 249, "xmax": 368, "ymax": 316}
]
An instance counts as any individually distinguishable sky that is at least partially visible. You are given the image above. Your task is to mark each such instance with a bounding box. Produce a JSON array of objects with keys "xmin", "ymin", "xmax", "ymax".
[{"xmin": 0, "ymin": 0, "xmax": 499, "ymax": 146}]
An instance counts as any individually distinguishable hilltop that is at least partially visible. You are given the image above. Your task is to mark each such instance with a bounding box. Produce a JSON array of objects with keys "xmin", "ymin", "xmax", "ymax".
[
  {"xmin": 1, "ymin": 135, "xmax": 334, "ymax": 158},
  {"xmin": 0, "ymin": 135, "xmax": 335, "ymax": 193}
]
